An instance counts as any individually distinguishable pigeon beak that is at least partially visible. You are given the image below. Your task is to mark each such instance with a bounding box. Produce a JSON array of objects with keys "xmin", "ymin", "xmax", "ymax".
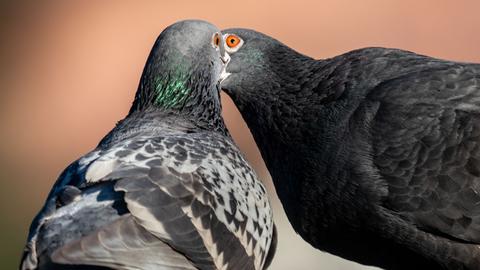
[
  {"xmin": 218, "ymin": 33, "xmax": 230, "ymax": 65},
  {"xmin": 218, "ymin": 33, "xmax": 230, "ymax": 84},
  {"xmin": 221, "ymin": 52, "xmax": 230, "ymax": 65},
  {"xmin": 218, "ymin": 32, "xmax": 231, "ymax": 84},
  {"xmin": 219, "ymin": 55, "xmax": 231, "ymax": 83}
]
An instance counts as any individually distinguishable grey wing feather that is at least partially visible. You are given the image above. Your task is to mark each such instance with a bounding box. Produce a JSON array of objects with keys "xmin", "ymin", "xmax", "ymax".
[
  {"xmin": 51, "ymin": 214, "xmax": 196, "ymax": 270},
  {"xmin": 262, "ymin": 225, "xmax": 277, "ymax": 269},
  {"xmin": 113, "ymin": 168, "xmax": 218, "ymax": 269},
  {"xmin": 21, "ymin": 181, "xmax": 128, "ymax": 270},
  {"xmin": 367, "ymin": 61, "xmax": 480, "ymax": 243}
]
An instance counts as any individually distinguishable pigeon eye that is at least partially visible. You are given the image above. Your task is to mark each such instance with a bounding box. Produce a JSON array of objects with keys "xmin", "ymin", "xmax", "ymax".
[
  {"xmin": 224, "ymin": 34, "xmax": 243, "ymax": 53},
  {"xmin": 212, "ymin": 33, "xmax": 221, "ymax": 48},
  {"xmin": 226, "ymin": 35, "xmax": 240, "ymax": 48}
]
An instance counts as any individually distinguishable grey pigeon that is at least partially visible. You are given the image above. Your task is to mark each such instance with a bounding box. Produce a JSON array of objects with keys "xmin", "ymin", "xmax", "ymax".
[
  {"xmin": 220, "ymin": 28, "xmax": 480, "ymax": 269},
  {"xmin": 20, "ymin": 21, "xmax": 276, "ymax": 270}
]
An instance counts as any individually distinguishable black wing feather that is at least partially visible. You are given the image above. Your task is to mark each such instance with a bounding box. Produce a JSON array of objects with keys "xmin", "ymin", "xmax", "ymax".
[{"xmin": 367, "ymin": 61, "xmax": 480, "ymax": 243}]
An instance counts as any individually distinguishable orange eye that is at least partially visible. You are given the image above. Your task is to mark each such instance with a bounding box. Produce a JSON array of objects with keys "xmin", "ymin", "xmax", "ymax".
[
  {"xmin": 212, "ymin": 33, "xmax": 220, "ymax": 47},
  {"xmin": 226, "ymin": 34, "xmax": 240, "ymax": 48}
]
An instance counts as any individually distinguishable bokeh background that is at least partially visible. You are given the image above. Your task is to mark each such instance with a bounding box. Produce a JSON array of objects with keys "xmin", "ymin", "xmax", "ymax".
[{"xmin": 1, "ymin": 1, "xmax": 479, "ymax": 269}]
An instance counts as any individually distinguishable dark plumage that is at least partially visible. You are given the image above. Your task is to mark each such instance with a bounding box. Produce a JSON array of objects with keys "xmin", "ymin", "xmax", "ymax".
[
  {"xmin": 220, "ymin": 28, "xmax": 480, "ymax": 269},
  {"xmin": 20, "ymin": 21, "xmax": 276, "ymax": 270}
]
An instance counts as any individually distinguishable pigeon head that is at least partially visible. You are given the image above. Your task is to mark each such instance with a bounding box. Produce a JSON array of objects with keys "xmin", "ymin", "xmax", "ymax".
[
  {"xmin": 219, "ymin": 28, "xmax": 313, "ymax": 138},
  {"xmin": 130, "ymin": 20, "xmax": 228, "ymax": 128},
  {"xmin": 220, "ymin": 28, "xmax": 312, "ymax": 112}
]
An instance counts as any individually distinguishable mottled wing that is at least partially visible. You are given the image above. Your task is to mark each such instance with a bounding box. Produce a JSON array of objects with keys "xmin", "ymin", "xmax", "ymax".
[
  {"xmin": 367, "ymin": 61, "xmax": 480, "ymax": 243},
  {"xmin": 82, "ymin": 133, "xmax": 274, "ymax": 270}
]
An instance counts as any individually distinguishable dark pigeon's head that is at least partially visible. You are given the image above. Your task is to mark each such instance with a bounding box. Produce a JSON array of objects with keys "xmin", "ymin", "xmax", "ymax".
[
  {"xmin": 219, "ymin": 28, "xmax": 310, "ymax": 108},
  {"xmin": 130, "ymin": 20, "xmax": 230, "ymax": 116}
]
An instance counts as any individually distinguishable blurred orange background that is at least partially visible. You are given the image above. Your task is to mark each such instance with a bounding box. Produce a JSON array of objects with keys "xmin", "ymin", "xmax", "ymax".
[{"xmin": 1, "ymin": 1, "xmax": 479, "ymax": 269}]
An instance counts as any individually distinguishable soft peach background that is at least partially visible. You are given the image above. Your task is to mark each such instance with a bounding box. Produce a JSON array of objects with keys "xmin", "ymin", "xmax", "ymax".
[{"xmin": 1, "ymin": 1, "xmax": 479, "ymax": 269}]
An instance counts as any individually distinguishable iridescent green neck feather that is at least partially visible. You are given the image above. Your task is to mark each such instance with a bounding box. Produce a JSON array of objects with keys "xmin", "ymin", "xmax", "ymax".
[{"xmin": 154, "ymin": 71, "xmax": 191, "ymax": 109}]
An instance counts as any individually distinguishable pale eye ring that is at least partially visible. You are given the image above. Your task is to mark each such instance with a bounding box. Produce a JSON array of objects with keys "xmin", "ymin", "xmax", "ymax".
[
  {"xmin": 223, "ymin": 34, "xmax": 243, "ymax": 53},
  {"xmin": 211, "ymin": 32, "xmax": 221, "ymax": 49}
]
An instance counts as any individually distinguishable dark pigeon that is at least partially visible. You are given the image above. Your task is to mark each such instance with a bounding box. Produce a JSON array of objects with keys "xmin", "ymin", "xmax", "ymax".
[
  {"xmin": 220, "ymin": 28, "xmax": 480, "ymax": 270},
  {"xmin": 20, "ymin": 21, "xmax": 276, "ymax": 270}
]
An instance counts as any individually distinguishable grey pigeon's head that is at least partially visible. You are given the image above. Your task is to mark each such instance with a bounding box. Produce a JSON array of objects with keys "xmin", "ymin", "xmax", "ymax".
[
  {"xmin": 130, "ymin": 20, "xmax": 229, "ymax": 119},
  {"xmin": 220, "ymin": 28, "xmax": 311, "ymax": 109}
]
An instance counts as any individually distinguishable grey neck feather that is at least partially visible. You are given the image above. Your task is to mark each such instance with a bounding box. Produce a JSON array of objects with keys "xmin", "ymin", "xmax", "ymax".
[{"xmin": 127, "ymin": 55, "xmax": 227, "ymax": 137}]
